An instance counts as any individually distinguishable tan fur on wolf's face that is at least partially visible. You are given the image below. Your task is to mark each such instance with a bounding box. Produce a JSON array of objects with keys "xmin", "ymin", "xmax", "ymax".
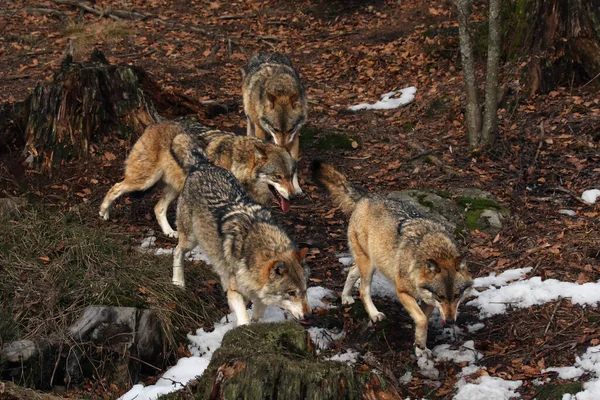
[
  {"xmin": 258, "ymin": 248, "xmax": 310, "ymax": 320},
  {"xmin": 417, "ymin": 256, "xmax": 472, "ymax": 325},
  {"xmin": 259, "ymin": 91, "xmax": 305, "ymax": 151}
]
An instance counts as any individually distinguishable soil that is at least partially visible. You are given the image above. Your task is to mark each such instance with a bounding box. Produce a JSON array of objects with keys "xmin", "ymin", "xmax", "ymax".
[{"xmin": 1, "ymin": 0, "xmax": 599, "ymax": 398}]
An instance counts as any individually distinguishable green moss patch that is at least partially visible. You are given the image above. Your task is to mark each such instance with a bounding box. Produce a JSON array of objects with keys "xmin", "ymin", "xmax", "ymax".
[
  {"xmin": 535, "ymin": 382, "xmax": 583, "ymax": 400},
  {"xmin": 455, "ymin": 196, "xmax": 502, "ymax": 210},
  {"xmin": 316, "ymin": 133, "xmax": 360, "ymax": 151}
]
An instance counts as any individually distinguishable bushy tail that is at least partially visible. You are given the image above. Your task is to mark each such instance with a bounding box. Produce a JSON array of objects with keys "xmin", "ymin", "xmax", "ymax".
[
  {"xmin": 310, "ymin": 161, "xmax": 367, "ymax": 215},
  {"xmin": 170, "ymin": 133, "xmax": 208, "ymax": 172}
]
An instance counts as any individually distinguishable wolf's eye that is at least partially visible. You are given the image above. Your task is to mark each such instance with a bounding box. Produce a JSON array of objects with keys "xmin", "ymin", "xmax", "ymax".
[
  {"xmin": 274, "ymin": 174, "xmax": 283, "ymax": 180},
  {"xmin": 287, "ymin": 290, "xmax": 297, "ymax": 297}
]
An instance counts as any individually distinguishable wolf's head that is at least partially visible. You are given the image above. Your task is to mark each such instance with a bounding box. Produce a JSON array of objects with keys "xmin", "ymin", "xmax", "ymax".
[
  {"xmin": 254, "ymin": 142, "xmax": 302, "ymax": 213},
  {"xmin": 259, "ymin": 74, "xmax": 306, "ymax": 153},
  {"xmin": 258, "ymin": 248, "xmax": 311, "ymax": 320},
  {"xmin": 416, "ymin": 254, "xmax": 473, "ymax": 325}
]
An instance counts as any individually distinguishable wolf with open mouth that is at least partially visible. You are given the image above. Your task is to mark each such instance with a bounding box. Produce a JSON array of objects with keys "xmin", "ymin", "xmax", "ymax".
[{"xmin": 99, "ymin": 118, "xmax": 302, "ymax": 238}]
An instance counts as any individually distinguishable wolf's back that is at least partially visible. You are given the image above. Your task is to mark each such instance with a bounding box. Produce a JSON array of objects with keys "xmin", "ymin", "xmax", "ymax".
[
  {"xmin": 170, "ymin": 133, "xmax": 208, "ymax": 172},
  {"xmin": 311, "ymin": 161, "xmax": 367, "ymax": 215}
]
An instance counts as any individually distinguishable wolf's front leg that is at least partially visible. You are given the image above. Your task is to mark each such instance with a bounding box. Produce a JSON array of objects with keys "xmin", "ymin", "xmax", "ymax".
[
  {"xmin": 228, "ymin": 289, "xmax": 250, "ymax": 325},
  {"xmin": 172, "ymin": 245, "xmax": 186, "ymax": 287},
  {"xmin": 397, "ymin": 291, "xmax": 430, "ymax": 352},
  {"xmin": 251, "ymin": 299, "xmax": 266, "ymax": 322}
]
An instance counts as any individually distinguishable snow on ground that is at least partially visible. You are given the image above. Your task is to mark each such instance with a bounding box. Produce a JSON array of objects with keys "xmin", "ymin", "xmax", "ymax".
[
  {"xmin": 581, "ymin": 189, "xmax": 600, "ymax": 204},
  {"xmin": 542, "ymin": 345, "xmax": 600, "ymax": 400},
  {"xmin": 326, "ymin": 349, "xmax": 360, "ymax": 364},
  {"xmin": 454, "ymin": 376, "xmax": 523, "ymax": 400},
  {"xmin": 348, "ymin": 86, "xmax": 417, "ymax": 111}
]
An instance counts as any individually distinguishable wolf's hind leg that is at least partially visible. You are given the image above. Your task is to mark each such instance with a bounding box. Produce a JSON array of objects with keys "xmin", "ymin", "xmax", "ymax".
[
  {"xmin": 154, "ymin": 185, "xmax": 179, "ymax": 238},
  {"xmin": 99, "ymin": 168, "xmax": 162, "ymax": 220},
  {"xmin": 341, "ymin": 263, "xmax": 360, "ymax": 305},
  {"xmin": 357, "ymin": 257, "xmax": 385, "ymax": 322},
  {"xmin": 172, "ymin": 235, "xmax": 194, "ymax": 288}
]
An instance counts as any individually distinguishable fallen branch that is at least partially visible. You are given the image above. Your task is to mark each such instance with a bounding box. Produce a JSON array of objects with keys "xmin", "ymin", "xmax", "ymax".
[
  {"xmin": 0, "ymin": 7, "xmax": 64, "ymax": 17},
  {"xmin": 217, "ymin": 13, "xmax": 257, "ymax": 20},
  {"xmin": 551, "ymin": 186, "xmax": 593, "ymax": 206},
  {"xmin": 406, "ymin": 140, "xmax": 443, "ymax": 166}
]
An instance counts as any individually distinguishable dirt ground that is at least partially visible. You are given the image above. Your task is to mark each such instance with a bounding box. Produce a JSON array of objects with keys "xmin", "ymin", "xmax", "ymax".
[{"xmin": 1, "ymin": 0, "xmax": 599, "ymax": 398}]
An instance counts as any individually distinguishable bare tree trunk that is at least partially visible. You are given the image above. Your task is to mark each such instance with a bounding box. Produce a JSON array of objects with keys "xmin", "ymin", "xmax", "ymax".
[
  {"xmin": 455, "ymin": 0, "xmax": 482, "ymax": 148},
  {"xmin": 481, "ymin": 0, "xmax": 501, "ymax": 144}
]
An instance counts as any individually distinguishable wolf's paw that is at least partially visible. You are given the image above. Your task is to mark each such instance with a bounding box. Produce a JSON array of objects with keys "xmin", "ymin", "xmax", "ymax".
[
  {"xmin": 370, "ymin": 312, "xmax": 386, "ymax": 322},
  {"xmin": 172, "ymin": 279, "xmax": 185, "ymax": 288},
  {"xmin": 341, "ymin": 295, "xmax": 355, "ymax": 305},
  {"xmin": 99, "ymin": 208, "xmax": 109, "ymax": 220},
  {"xmin": 414, "ymin": 346, "xmax": 432, "ymax": 358},
  {"xmin": 164, "ymin": 229, "xmax": 179, "ymax": 239}
]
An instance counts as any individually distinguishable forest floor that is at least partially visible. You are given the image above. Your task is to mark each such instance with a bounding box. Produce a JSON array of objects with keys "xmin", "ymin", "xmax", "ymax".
[{"xmin": 1, "ymin": 0, "xmax": 600, "ymax": 399}]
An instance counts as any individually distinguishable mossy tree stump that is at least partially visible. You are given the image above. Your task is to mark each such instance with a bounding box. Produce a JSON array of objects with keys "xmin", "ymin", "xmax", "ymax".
[{"xmin": 163, "ymin": 321, "xmax": 400, "ymax": 400}]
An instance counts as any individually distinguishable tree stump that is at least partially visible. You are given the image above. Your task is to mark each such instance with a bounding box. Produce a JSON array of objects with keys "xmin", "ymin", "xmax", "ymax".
[
  {"xmin": 3, "ymin": 48, "xmax": 231, "ymax": 171},
  {"xmin": 187, "ymin": 321, "xmax": 400, "ymax": 400}
]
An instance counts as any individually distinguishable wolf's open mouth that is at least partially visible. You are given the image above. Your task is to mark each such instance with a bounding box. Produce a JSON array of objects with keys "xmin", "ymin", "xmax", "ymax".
[{"xmin": 269, "ymin": 184, "xmax": 290, "ymax": 214}]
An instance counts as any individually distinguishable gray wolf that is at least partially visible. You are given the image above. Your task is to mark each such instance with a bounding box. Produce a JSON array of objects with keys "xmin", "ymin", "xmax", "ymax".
[
  {"xmin": 311, "ymin": 161, "xmax": 472, "ymax": 352},
  {"xmin": 171, "ymin": 136, "xmax": 311, "ymax": 325},
  {"xmin": 99, "ymin": 119, "xmax": 302, "ymax": 238},
  {"xmin": 242, "ymin": 52, "xmax": 307, "ymax": 160}
]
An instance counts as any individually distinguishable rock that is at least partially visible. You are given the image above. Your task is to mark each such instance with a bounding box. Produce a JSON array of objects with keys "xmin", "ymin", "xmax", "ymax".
[
  {"xmin": 179, "ymin": 321, "xmax": 401, "ymax": 400},
  {"xmin": 387, "ymin": 188, "xmax": 510, "ymax": 237},
  {"xmin": 0, "ymin": 197, "xmax": 27, "ymax": 221}
]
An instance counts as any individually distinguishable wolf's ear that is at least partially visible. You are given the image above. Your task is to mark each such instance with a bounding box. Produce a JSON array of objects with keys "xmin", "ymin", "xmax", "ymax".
[
  {"xmin": 270, "ymin": 262, "xmax": 286, "ymax": 279},
  {"xmin": 426, "ymin": 259, "xmax": 440, "ymax": 274},
  {"xmin": 455, "ymin": 254, "xmax": 467, "ymax": 271},
  {"xmin": 254, "ymin": 142, "xmax": 268, "ymax": 160},
  {"xmin": 295, "ymin": 248, "xmax": 309, "ymax": 262},
  {"xmin": 267, "ymin": 92, "xmax": 277, "ymax": 108}
]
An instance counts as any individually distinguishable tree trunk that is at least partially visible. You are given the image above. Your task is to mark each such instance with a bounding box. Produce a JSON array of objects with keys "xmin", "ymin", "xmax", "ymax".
[
  {"xmin": 505, "ymin": 0, "xmax": 600, "ymax": 94},
  {"xmin": 455, "ymin": 0, "xmax": 482, "ymax": 148},
  {"xmin": 481, "ymin": 0, "xmax": 502, "ymax": 144}
]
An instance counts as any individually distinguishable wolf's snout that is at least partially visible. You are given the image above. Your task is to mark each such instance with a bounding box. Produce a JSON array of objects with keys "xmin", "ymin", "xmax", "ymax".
[{"xmin": 443, "ymin": 318, "xmax": 455, "ymax": 326}]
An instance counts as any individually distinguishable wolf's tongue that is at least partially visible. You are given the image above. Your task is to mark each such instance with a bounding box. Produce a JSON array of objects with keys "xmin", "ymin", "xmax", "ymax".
[{"xmin": 280, "ymin": 195, "xmax": 290, "ymax": 214}]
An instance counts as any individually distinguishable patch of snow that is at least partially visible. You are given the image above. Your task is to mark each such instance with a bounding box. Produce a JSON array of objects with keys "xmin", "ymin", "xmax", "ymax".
[
  {"xmin": 348, "ymin": 86, "xmax": 417, "ymax": 111},
  {"xmin": 417, "ymin": 352, "xmax": 439, "ymax": 380},
  {"xmin": 466, "ymin": 323, "xmax": 485, "ymax": 333},
  {"xmin": 472, "ymin": 267, "xmax": 532, "ymax": 288},
  {"xmin": 399, "ymin": 371, "xmax": 413, "ymax": 383},
  {"xmin": 454, "ymin": 376, "xmax": 522, "ymax": 400},
  {"xmin": 327, "ymin": 349, "xmax": 360, "ymax": 364},
  {"xmin": 140, "ymin": 236, "xmax": 156, "ymax": 249},
  {"xmin": 339, "ymin": 257, "xmax": 354, "ymax": 266},
  {"xmin": 307, "ymin": 286, "xmax": 337, "ymax": 309},
  {"xmin": 308, "ymin": 327, "xmax": 343, "ymax": 351},
  {"xmin": 582, "ymin": 189, "xmax": 600, "ymax": 204},
  {"xmin": 434, "ymin": 340, "xmax": 482, "ymax": 366},
  {"xmin": 543, "ymin": 345, "xmax": 600, "ymax": 400},
  {"xmin": 469, "ymin": 275, "xmax": 600, "ymax": 318},
  {"xmin": 559, "ymin": 209, "xmax": 576, "ymax": 216}
]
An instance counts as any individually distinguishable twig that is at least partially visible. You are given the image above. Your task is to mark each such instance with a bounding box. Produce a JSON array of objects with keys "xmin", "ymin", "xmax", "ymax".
[
  {"xmin": 4, "ymin": 74, "xmax": 31, "ymax": 80},
  {"xmin": 318, "ymin": 31, "xmax": 359, "ymax": 40},
  {"xmin": 581, "ymin": 71, "xmax": 600, "ymax": 88},
  {"xmin": 217, "ymin": 13, "xmax": 257, "ymax": 20},
  {"xmin": 407, "ymin": 150, "xmax": 433, "ymax": 162},
  {"xmin": 533, "ymin": 120, "xmax": 545, "ymax": 165},
  {"xmin": 203, "ymin": 41, "xmax": 221, "ymax": 64},
  {"xmin": 552, "ymin": 186, "xmax": 593, "ymax": 206},
  {"xmin": 544, "ymin": 299, "xmax": 561, "ymax": 336},
  {"xmin": 0, "ymin": 8, "xmax": 64, "ymax": 17}
]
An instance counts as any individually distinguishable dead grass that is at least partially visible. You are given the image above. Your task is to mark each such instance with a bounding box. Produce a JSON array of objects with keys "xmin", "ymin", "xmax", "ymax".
[{"xmin": 0, "ymin": 206, "xmax": 219, "ymax": 355}]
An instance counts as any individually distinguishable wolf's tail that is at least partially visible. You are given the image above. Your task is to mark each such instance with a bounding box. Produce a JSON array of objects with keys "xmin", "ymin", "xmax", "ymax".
[
  {"xmin": 170, "ymin": 133, "xmax": 208, "ymax": 172},
  {"xmin": 310, "ymin": 161, "xmax": 367, "ymax": 215}
]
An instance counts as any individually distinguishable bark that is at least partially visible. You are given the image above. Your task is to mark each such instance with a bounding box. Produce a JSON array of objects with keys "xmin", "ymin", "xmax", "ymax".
[
  {"xmin": 455, "ymin": 0, "xmax": 482, "ymax": 148},
  {"xmin": 505, "ymin": 0, "xmax": 600, "ymax": 94},
  {"xmin": 481, "ymin": 0, "xmax": 501, "ymax": 144}
]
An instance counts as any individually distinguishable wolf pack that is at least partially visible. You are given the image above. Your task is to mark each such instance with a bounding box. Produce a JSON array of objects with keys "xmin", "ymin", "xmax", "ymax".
[{"xmin": 100, "ymin": 52, "xmax": 473, "ymax": 355}]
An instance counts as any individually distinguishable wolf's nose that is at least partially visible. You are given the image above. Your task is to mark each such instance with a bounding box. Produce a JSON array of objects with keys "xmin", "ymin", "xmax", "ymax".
[
  {"xmin": 288, "ymin": 193, "xmax": 296, "ymax": 201},
  {"xmin": 445, "ymin": 318, "xmax": 455, "ymax": 326}
]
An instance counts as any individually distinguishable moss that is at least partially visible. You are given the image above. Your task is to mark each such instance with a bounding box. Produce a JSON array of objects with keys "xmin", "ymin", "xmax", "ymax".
[
  {"xmin": 417, "ymin": 194, "xmax": 434, "ymax": 208},
  {"xmin": 402, "ymin": 122, "xmax": 416, "ymax": 131},
  {"xmin": 435, "ymin": 190, "xmax": 452, "ymax": 199},
  {"xmin": 299, "ymin": 125, "xmax": 321, "ymax": 149},
  {"xmin": 535, "ymin": 382, "xmax": 583, "ymax": 400},
  {"xmin": 455, "ymin": 196, "xmax": 502, "ymax": 210},
  {"xmin": 316, "ymin": 133, "xmax": 360, "ymax": 151},
  {"xmin": 465, "ymin": 209, "xmax": 485, "ymax": 230}
]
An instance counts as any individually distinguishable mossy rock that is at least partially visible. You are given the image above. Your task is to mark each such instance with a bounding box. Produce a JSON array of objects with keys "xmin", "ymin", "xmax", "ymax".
[
  {"xmin": 160, "ymin": 321, "xmax": 400, "ymax": 400},
  {"xmin": 535, "ymin": 382, "xmax": 583, "ymax": 400}
]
